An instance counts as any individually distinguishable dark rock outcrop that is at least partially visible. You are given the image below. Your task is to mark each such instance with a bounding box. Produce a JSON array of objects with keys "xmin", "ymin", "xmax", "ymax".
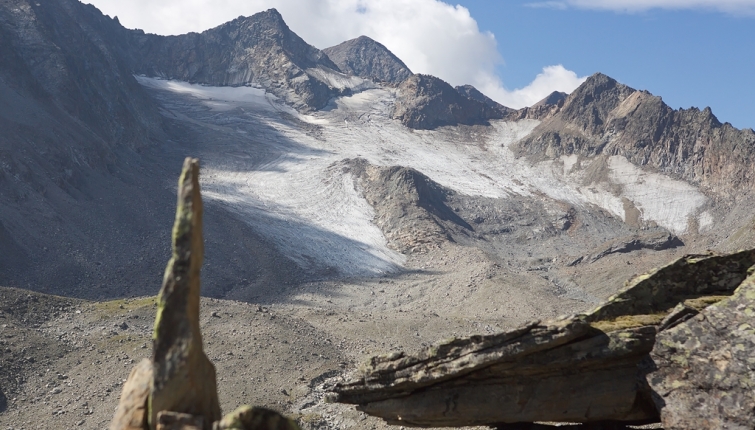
[
  {"xmin": 511, "ymin": 90, "xmax": 567, "ymax": 120},
  {"xmin": 323, "ymin": 35, "xmax": 412, "ymax": 85},
  {"xmin": 0, "ymin": 0, "xmax": 162, "ymax": 151},
  {"xmin": 392, "ymin": 74, "xmax": 506, "ymax": 129},
  {"xmin": 340, "ymin": 158, "xmax": 472, "ymax": 253},
  {"xmin": 332, "ymin": 249, "xmax": 755, "ymax": 427},
  {"xmin": 649, "ymin": 267, "xmax": 755, "ymax": 429},
  {"xmin": 128, "ymin": 9, "xmax": 358, "ymax": 112},
  {"xmin": 514, "ymin": 73, "xmax": 755, "ymax": 193},
  {"xmin": 586, "ymin": 231, "xmax": 684, "ymax": 263}
]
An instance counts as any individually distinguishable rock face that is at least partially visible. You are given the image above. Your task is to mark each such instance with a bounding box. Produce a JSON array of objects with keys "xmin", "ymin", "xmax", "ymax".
[
  {"xmin": 392, "ymin": 74, "xmax": 506, "ymax": 129},
  {"xmin": 111, "ymin": 359, "xmax": 153, "ymax": 430},
  {"xmin": 649, "ymin": 268, "xmax": 755, "ymax": 429},
  {"xmin": 323, "ymin": 35, "xmax": 412, "ymax": 85},
  {"xmin": 128, "ymin": 9, "xmax": 364, "ymax": 112},
  {"xmin": 111, "ymin": 158, "xmax": 299, "ymax": 430},
  {"xmin": 514, "ymin": 73, "xmax": 755, "ymax": 193},
  {"xmin": 511, "ymin": 90, "xmax": 567, "ymax": 120},
  {"xmin": 149, "ymin": 158, "xmax": 221, "ymax": 429},
  {"xmin": 0, "ymin": 0, "xmax": 162, "ymax": 150},
  {"xmin": 332, "ymin": 249, "xmax": 755, "ymax": 427}
]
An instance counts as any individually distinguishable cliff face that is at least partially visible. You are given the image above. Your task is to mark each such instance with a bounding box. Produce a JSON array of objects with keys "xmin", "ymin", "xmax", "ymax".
[
  {"xmin": 323, "ymin": 35, "xmax": 413, "ymax": 85},
  {"xmin": 128, "ymin": 9, "xmax": 359, "ymax": 111},
  {"xmin": 515, "ymin": 73, "xmax": 755, "ymax": 193},
  {"xmin": 0, "ymin": 0, "xmax": 162, "ymax": 152}
]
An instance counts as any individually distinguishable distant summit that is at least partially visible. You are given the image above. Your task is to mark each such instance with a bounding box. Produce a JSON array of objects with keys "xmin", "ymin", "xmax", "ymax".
[
  {"xmin": 323, "ymin": 35, "xmax": 413, "ymax": 85},
  {"xmin": 516, "ymin": 72, "xmax": 755, "ymax": 192},
  {"xmin": 129, "ymin": 8, "xmax": 359, "ymax": 111},
  {"xmin": 455, "ymin": 84, "xmax": 514, "ymax": 113}
]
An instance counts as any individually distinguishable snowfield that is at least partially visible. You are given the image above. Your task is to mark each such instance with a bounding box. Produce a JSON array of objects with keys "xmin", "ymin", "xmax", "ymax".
[{"xmin": 137, "ymin": 77, "xmax": 711, "ymax": 277}]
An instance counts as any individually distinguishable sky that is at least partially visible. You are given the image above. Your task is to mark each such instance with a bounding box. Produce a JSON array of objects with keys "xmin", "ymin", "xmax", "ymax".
[{"xmin": 85, "ymin": 0, "xmax": 755, "ymax": 129}]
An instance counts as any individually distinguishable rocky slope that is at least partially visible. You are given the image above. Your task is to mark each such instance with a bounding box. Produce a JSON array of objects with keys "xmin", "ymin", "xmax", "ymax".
[
  {"xmin": 514, "ymin": 73, "xmax": 755, "ymax": 194},
  {"xmin": 127, "ymin": 9, "xmax": 368, "ymax": 112},
  {"xmin": 323, "ymin": 36, "xmax": 413, "ymax": 85},
  {"xmin": 0, "ymin": 0, "xmax": 307, "ymax": 299}
]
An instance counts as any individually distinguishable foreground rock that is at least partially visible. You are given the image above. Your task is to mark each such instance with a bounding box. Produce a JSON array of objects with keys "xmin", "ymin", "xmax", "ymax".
[
  {"xmin": 149, "ymin": 158, "xmax": 221, "ymax": 428},
  {"xmin": 111, "ymin": 158, "xmax": 299, "ymax": 430},
  {"xmin": 332, "ymin": 249, "xmax": 755, "ymax": 427},
  {"xmin": 649, "ymin": 267, "xmax": 755, "ymax": 429}
]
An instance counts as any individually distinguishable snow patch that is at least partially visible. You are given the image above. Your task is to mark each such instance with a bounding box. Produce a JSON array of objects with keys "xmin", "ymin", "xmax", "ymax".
[
  {"xmin": 607, "ymin": 156, "xmax": 707, "ymax": 234},
  {"xmin": 562, "ymin": 154, "xmax": 578, "ymax": 175},
  {"xmin": 305, "ymin": 68, "xmax": 376, "ymax": 92},
  {"xmin": 698, "ymin": 211, "xmax": 714, "ymax": 233}
]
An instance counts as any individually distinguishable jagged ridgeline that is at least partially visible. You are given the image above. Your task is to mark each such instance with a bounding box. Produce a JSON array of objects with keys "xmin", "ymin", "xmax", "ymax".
[{"xmin": 110, "ymin": 158, "xmax": 300, "ymax": 430}]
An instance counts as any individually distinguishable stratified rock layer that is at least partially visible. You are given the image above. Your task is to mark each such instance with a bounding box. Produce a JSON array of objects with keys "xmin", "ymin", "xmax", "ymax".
[
  {"xmin": 333, "ymin": 249, "xmax": 755, "ymax": 427},
  {"xmin": 149, "ymin": 158, "xmax": 221, "ymax": 429},
  {"xmin": 649, "ymin": 268, "xmax": 755, "ymax": 429}
]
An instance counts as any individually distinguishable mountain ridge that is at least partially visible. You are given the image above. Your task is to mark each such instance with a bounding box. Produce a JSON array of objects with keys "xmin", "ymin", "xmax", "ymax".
[{"xmin": 515, "ymin": 73, "xmax": 755, "ymax": 193}]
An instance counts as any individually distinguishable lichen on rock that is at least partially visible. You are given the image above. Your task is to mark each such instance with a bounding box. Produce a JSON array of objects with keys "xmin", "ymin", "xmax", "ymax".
[{"xmin": 332, "ymin": 249, "xmax": 755, "ymax": 427}]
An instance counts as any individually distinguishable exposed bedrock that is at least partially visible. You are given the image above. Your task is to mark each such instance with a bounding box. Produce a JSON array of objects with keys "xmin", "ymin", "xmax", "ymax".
[
  {"xmin": 391, "ymin": 74, "xmax": 508, "ymax": 129},
  {"xmin": 128, "ymin": 9, "xmax": 357, "ymax": 112}
]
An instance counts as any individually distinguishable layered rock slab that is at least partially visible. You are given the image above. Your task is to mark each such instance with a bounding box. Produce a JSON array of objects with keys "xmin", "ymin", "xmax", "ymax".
[
  {"xmin": 649, "ymin": 267, "xmax": 755, "ymax": 429},
  {"xmin": 332, "ymin": 249, "xmax": 755, "ymax": 427}
]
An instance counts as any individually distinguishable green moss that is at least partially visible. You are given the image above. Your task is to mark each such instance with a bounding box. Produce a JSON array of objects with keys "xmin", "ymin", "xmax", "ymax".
[{"xmin": 91, "ymin": 296, "xmax": 157, "ymax": 318}]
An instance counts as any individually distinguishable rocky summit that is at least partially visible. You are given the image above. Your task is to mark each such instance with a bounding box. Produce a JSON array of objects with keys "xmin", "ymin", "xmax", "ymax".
[
  {"xmin": 323, "ymin": 36, "xmax": 413, "ymax": 85},
  {"xmin": 2, "ymin": 0, "xmax": 755, "ymax": 429}
]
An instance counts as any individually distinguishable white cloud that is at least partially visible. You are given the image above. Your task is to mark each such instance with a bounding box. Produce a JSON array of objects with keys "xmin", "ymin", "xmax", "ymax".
[
  {"xmin": 481, "ymin": 65, "xmax": 587, "ymax": 108},
  {"xmin": 528, "ymin": 0, "xmax": 755, "ymax": 14},
  {"xmin": 85, "ymin": 0, "xmax": 586, "ymax": 108}
]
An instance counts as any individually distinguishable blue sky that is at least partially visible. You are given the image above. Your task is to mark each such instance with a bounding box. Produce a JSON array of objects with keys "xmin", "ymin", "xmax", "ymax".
[
  {"xmin": 86, "ymin": 0, "xmax": 755, "ymax": 129},
  {"xmin": 458, "ymin": 1, "xmax": 755, "ymax": 129}
]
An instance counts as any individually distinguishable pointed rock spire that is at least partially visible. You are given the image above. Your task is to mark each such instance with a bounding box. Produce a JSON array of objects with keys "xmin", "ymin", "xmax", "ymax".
[{"xmin": 149, "ymin": 157, "xmax": 221, "ymax": 429}]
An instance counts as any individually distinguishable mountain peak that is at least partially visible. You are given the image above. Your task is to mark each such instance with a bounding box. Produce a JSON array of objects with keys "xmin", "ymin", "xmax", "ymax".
[
  {"xmin": 532, "ymin": 91, "xmax": 567, "ymax": 108},
  {"xmin": 323, "ymin": 35, "xmax": 412, "ymax": 84}
]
